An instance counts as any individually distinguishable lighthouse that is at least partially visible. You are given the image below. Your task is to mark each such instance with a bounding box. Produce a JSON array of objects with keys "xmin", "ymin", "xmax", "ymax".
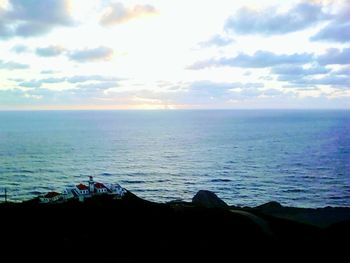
[{"xmin": 88, "ymin": 176, "xmax": 95, "ymax": 194}]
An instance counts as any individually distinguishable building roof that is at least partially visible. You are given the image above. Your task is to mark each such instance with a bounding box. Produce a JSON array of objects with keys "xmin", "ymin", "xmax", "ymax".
[
  {"xmin": 44, "ymin": 192, "xmax": 60, "ymax": 198},
  {"xmin": 76, "ymin": 184, "xmax": 88, "ymax": 190},
  {"xmin": 94, "ymin": 182, "xmax": 106, "ymax": 189}
]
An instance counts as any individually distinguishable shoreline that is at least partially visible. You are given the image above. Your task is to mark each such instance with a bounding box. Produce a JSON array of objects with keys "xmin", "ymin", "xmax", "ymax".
[
  {"xmin": 1, "ymin": 189, "xmax": 350, "ymax": 261},
  {"xmin": 3, "ymin": 190, "xmax": 350, "ymax": 228}
]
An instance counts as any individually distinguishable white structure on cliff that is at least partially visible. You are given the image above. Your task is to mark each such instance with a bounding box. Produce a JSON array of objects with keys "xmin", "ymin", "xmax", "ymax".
[
  {"xmin": 40, "ymin": 176, "xmax": 127, "ymax": 203},
  {"xmin": 39, "ymin": 192, "xmax": 61, "ymax": 203}
]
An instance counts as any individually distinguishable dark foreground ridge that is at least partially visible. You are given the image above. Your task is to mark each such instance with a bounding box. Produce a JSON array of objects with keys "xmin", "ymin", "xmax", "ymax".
[{"xmin": 1, "ymin": 190, "xmax": 349, "ymax": 262}]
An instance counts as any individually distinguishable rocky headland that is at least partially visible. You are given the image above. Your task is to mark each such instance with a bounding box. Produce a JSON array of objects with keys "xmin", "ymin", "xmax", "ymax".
[{"xmin": 1, "ymin": 189, "xmax": 349, "ymax": 262}]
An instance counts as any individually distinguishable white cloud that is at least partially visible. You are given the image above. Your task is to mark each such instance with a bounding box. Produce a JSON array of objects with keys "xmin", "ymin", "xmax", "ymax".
[
  {"xmin": 0, "ymin": 0, "xmax": 75, "ymax": 38},
  {"xmin": 0, "ymin": 0, "xmax": 349, "ymax": 109},
  {"xmin": 68, "ymin": 46, "xmax": 114, "ymax": 62},
  {"xmin": 100, "ymin": 2, "xmax": 157, "ymax": 26},
  {"xmin": 0, "ymin": 60, "xmax": 29, "ymax": 70},
  {"xmin": 36, "ymin": 45, "xmax": 65, "ymax": 57},
  {"xmin": 198, "ymin": 34, "xmax": 235, "ymax": 47},
  {"xmin": 225, "ymin": 1, "xmax": 331, "ymax": 35},
  {"xmin": 10, "ymin": 44, "xmax": 29, "ymax": 53}
]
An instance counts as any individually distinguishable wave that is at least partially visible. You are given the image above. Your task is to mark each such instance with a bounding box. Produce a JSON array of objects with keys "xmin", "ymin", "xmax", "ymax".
[
  {"xmin": 329, "ymin": 196, "xmax": 350, "ymax": 200},
  {"xmin": 121, "ymin": 180, "xmax": 146, "ymax": 184},
  {"xmin": 100, "ymin": 172, "xmax": 113, "ymax": 176},
  {"xmin": 29, "ymin": 190, "xmax": 43, "ymax": 195},
  {"xmin": 282, "ymin": 189, "xmax": 306, "ymax": 193},
  {"xmin": 210, "ymin": 179, "xmax": 232, "ymax": 183},
  {"xmin": 19, "ymin": 169, "xmax": 35, "ymax": 174}
]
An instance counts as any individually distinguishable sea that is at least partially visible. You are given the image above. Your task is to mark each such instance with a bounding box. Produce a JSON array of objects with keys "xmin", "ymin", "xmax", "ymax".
[{"xmin": 0, "ymin": 110, "xmax": 349, "ymax": 207}]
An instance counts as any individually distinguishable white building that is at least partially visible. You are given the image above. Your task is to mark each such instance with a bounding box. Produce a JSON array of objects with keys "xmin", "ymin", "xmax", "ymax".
[
  {"xmin": 76, "ymin": 183, "xmax": 90, "ymax": 195},
  {"xmin": 105, "ymin": 183, "xmax": 127, "ymax": 196},
  {"xmin": 62, "ymin": 188, "xmax": 74, "ymax": 200},
  {"xmin": 94, "ymin": 182, "xmax": 108, "ymax": 194},
  {"xmin": 39, "ymin": 176, "xmax": 127, "ymax": 203},
  {"xmin": 39, "ymin": 192, "xmax": 61, "ymax": 203},
  {"xmin": 87, "ymin": 176, "xmax": 127, "ymax": 197}
]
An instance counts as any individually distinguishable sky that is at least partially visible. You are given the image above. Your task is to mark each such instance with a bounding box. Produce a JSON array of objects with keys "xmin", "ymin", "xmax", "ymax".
[{"xmin": 0, "ymin": 0, "xmax": 349, "ymax": 110}]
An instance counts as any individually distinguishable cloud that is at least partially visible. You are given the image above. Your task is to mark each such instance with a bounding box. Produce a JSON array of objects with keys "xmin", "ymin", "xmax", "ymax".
[
  {"xmin": 12, "ymin": 75, "xmax": 119, "ymax": 89},
  {"xmin": 185, "ymin": 80, "xmax": 264, "ymax": 99},
  {"xmin": 311, "ymin": 0, "xmax": 350, "ymax": 43},
  {"xmin": 313, "ymin": 75, "xmax": 350, "ymax": 87},
  {"xmin": 188, "ymin": 50, "xmax": 313, "ymax": 69},
  {"xmin": 188, "ymin": 81, "xmax": 237, "ymax": 97},
  {"xmin": 40, "ymin": 77, "xmax": 66, "ymax": 83},
  {"xmin": 77, "ymin": 82, "xmax": 118, "ymax": 90},
  {"xmin": 311, "ymin": 22, "xmax": 350, "ymax": 43},
  {"xmin": 271, "ymin": 65, "xmax": 331, "ymax": 76},
  {"xmin": 0, "ymin": 89, "xmax": 30, "ymax": 105},
  {"xmin": 317, "ymin": 47, "xmax": 350, "ymax": 65},
  {"xmin": 100, "ymin": 2, "xmax": 157, "ymax": 26},
  {"xmin": 18, "ymin": 77, "xmax": 66, "ymax": 88},
  {"xmin": 67, "ymin": 75, "xmax": 119, "ymax": 83},
  {"xmin": 18, "ymin": 80, "xmax": 42, "ymax": 88},
  {"xmin": 275, "ymin": 65, "xmax": 350, "ymax": 88},
  {"xmin": 225, "ymin": 1, "xmax": 330, "ymax": 35},
  {"xmin": 109, "ymin": 85, "xmax": 299, "ymax": 108},
  {"xmin": 141, "ymin": 80, "xmax": 267, "ymax": 106},
  {"xmin": 68, "ymin": 46, "xmax": 114, "ymax": 62},
  {"xmin": 10, "ymin": 44, "xmax": 29, "ymax": 53},
  {"xmin": 41, "ymin": 70, "xmax": 60, "ymax": 74},
  {"xmin": 0, "ymin": 0, "xmax": 74, "ymax": 39},
  {"xmin": 334, "ymin": 66, "xmax": 350, "ymax": 75},
  {"xmin": 126, "ymin": 81, "xmax": 266, "ymax": 106},
  {"xmin": 0, "ymin": 60, "xmax": 29, "ymax": 70},
  {"xmin": 187, "ymin": 81, "xmax": 269, "ymax": 105},
  {"xmin": 261, "ymin": 89, "xmax": 285, "ymax": 97},
  {"xmin": 36, "ymin": 45, "xmax": 65, "ymax": 57},
  {"xmin": 0, "ymin": 88, "xmax": 78, "ymax": 107},
  {"xmin": 198, "ymin": 34, "xmax": 234, "ymax": 47},
  {"xmin": 23, "ymin": 93, "xmax": 43, "ymax": 100},
  {"xmin": 0, "ymin": 10, "xmax": 13, "ymax": 38},
  {"xmin": 287, "ymin": 75, "xmax": 350, "ymax": 88}
]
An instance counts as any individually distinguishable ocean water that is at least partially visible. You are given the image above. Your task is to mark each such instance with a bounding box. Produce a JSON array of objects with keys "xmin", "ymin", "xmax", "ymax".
[{"xmin": 0, "ymin": 110, "xmax": 350, "ymax": 207}]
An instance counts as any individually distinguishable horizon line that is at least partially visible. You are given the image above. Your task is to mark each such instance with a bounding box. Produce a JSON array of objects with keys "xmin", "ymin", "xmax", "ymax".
[{"xmin": 1, "ymin": 108, "xmax": 350, "ymax": 112}]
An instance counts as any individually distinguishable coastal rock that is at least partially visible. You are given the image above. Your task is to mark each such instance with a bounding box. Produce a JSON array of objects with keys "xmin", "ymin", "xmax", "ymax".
[
  {"xmin": 257, "ymin": 201, "xmax": 283, "ymax": 209},
  {"xmin": 192, "ymin": 190, "xmax": 228, "ymax": 209},
  {"xmin": 255, "ymin": 201, "xmax": 350, "ymax": 227}
]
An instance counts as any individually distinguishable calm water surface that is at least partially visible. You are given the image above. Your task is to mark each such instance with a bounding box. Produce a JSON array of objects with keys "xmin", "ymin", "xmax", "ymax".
[{"xmin": 0, "ymin": 110, "xmax": 349, "ymax": 207}]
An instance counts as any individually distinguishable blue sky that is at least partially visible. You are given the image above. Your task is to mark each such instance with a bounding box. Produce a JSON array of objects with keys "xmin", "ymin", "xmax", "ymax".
[{"xmin": 0, "ymin": 0, "xmax": 349, "ymax": 109}]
